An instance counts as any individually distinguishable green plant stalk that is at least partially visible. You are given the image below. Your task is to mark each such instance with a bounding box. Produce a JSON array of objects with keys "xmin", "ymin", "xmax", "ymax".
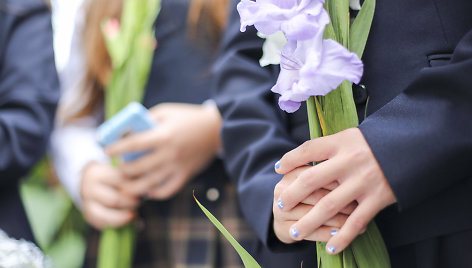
[
  {"xmin": 98, "ymin": 0, "xmax": 162, "ymax": 267},
  {"xmin": 98, "ymin": 225, "xmax": 136, "ymax": 268},
  {"xmin": 306, "ymin": 0, "xmax": 390, "ymax": 267}
]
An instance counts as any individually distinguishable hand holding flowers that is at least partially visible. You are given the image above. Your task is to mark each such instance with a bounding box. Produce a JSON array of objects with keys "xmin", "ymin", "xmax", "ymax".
[
  {"xmin": 81, "ymin": 162, "xmax": 138, "ymax": 229},
  {"xmin": 274, "ymin": 128, "xmax": 396, "ymax": 254},
  {"xmin": 238, "ymin": 0, "xmax": 392, "ymax": 266},
  {"xmin": 273, "ymin": 165, "xmax": 356, "ymax": 244}
]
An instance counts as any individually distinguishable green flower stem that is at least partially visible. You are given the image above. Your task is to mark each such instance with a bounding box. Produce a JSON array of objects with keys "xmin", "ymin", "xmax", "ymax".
[
  {"xmin": 98, "ymin": 225, "xmax": 136, "ymax": 268},
  {"xmin": 306, "ymin": 96, "xmax": 323, "ymax": 140},
  {"xmin": 98, "ymin": 0, "xmax": 162, "ymax": 267},
  {"xmin": 307, "ymin": 0, "xmax": 390, "ymax": 267}
]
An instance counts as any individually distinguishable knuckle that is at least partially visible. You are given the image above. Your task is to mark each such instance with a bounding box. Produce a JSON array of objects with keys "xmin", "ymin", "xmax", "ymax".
[
  {"xmin": 317, "ymin": 196, "xmax": 338, "ymax": 215},
  {"xmin": 299, "ymin": 140, "xmax": 313, "ymax": 157},
  {"xmin": 274, "ymin": 182, "xmax": 285, "ymax": 197},
  {"xmin": 349, "ymin": 146, "xmax": 370, "ymax": 161},
  {"xmin": 272, "ymin": 204, "xmax": 284, "ymax": 219},
  {"xmin": 358, "ymin": 165, "xmax": 379, "ymax": 186},
  {"xmin": 298, "ymin": 170, "xmax": 316, "ymax": 189},
  {"xmin": 109, "ymin": 196, "xmax": 121, "ymax": 208}
]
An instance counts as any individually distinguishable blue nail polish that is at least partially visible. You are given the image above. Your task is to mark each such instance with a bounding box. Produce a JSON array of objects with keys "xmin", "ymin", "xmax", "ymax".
[
  {"xmin": 328, "ymin": 246, "xmax": 336, "ymax": 254},
  {"xmin": 330, "ymin": 230, "xmax": 338, "ymax": 236},
  {"xmin": 290, "ymin": 227, "xmax": 299, "ymax": 238},
  {"xmin": 275, "ymin": 161, "xmax": 281, "ymax": 169},
  {"xmin": 277, "ymin": 198, "xmax": 284, "ymax": 210}
]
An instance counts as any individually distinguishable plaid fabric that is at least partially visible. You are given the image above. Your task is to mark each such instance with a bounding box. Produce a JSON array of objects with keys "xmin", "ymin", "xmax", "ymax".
[{"xmin": 83, "ymin": 178, "xmax": 258, "ymax": 268}]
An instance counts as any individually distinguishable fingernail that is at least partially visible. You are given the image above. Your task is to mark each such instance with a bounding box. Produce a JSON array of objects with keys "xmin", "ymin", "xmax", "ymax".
[
  {"xmin": 327, "ymin": 246, "xmax": 336, "ymax": 254},
  {"xmin": 290, "ymin": 227, "xmax": 299, "ymax": 238},
  {"xmin": 330, "ymin": 230, "xmax": 338, "ymax": 236},
  {"xmin": 275, "ymin": 161, "xmax": 280, "ymax": 169},
  {"xmin": 277, "ymin": 198, "xmax": 284, "ymax": 210}
]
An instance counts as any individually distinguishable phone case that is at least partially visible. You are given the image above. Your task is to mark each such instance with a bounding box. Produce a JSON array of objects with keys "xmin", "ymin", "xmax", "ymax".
[{"xmin": 97, "ymin": 102, "xmax": 157, "ymax": 162}]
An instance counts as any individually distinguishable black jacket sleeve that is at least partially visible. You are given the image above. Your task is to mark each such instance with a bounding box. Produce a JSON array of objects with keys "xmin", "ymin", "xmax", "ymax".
[
  {"xmin": 359, "ymin": 29, "xmax": 472, "ymax": 211},
  {"xmin": 214, "ymin": 3, "xmax": 315, "ymax": 255},
  {"xmin": 0, "ymin": 1, "xmax": 59, "ymax": 185}
]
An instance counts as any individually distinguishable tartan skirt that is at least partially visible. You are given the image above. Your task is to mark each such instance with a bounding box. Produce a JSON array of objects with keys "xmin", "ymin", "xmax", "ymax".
[{"xmin": 83, "ymin": 179, "xmax": 258, "ymax": 268}]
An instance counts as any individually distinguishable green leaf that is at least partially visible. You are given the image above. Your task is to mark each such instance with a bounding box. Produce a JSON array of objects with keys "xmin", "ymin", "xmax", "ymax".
[
  {"xmin": 351, "ymin": 222, "xmax": 391, "ymax": 268},
  {"xmin": 20, "ymin": 182, "xmax": 72, "ymax": 249},
  {"xmin": 342, "ymin": 246, "xmax": 357, "ymax": 267},
  {"xmin": 193, "ymin": 193, "xmax": 261, "ymax": 268},
  {"xmin": 46, "ymin": 232, "xmax": 86, "ymax": 268},
  {"xmin": 350, "ymin": 0, "xmax": 376, "ymax": 58},
  {"xmin": 306, "ymin": 97, "xmax": 323, "ymax": 140},
  {"xmin": 317, "ymin": 242, "xmax": 343, "ymax": 268},
  {"xmin": 311, "ymin": 2, "xmax": 390, "ymax": 268},
  {"xmin": 324, "ymin": 0, "xmax": 350, "ymax": 46}
]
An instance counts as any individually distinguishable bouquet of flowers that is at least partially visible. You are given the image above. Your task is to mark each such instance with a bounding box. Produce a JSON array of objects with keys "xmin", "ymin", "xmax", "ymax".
[
  {"xmin": 237, "ymin": 0, "xmax": 391, "ymax": 266},
  {"xmin": 98, "ymin": 0, "xmax": 161, "ymax": 267}
]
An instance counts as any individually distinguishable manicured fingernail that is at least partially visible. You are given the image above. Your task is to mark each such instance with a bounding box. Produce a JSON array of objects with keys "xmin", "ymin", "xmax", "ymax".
[
  {"xmin": 330, "ymin": 230, "xmax": 338, "ymax": 236},
  {"xmin": 275, "ymin": 161, "xmax": 280, "ymax": 169},
  {"xmin": 277, "ymin": 198, "xmax": 284, "ymax": 210},
  {"xmin": 290, "ymin": 227, "xmax": 299, "ymax": 238},
  {"xmin": 327, "ymin": 246, "xmax": 336, "ymax": 254}
]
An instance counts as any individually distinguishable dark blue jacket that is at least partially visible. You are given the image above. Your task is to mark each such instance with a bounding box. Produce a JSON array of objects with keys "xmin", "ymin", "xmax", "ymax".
[
  {"xmin": 0, "ymin": 0, "xmax": 59, "ymax": 240},
  {"xmin": 214, "ymin": 0, "xmax": 472, "ymax": 264}
]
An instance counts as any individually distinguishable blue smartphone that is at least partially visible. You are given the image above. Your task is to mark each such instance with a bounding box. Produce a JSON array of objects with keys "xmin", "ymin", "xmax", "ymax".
[{"xmin": 97, "ymin": 102, "xmax": 157, "ymax": 162}]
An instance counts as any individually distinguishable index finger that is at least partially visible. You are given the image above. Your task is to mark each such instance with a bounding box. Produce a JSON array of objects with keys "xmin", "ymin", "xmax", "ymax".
[
  {"xmin": 275, "ymin": 135, "xmax": 337, "ymax": 175},
  {"xmin": 105, "ymin": 127, "xmax": 162, "ymax": 156}
]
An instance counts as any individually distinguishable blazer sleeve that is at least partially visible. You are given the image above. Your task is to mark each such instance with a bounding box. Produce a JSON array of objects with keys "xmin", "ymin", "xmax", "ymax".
[
  {"xmin": 359, "ymin": 29, "xmax": 472, "ymax": 211},
  {"xmin": 0, "ymin": 3, "xmax": 59, "ymax": 185},
  {"xmin": 213, "ymin": 3, "xmax": 314, "ymax": 251}
]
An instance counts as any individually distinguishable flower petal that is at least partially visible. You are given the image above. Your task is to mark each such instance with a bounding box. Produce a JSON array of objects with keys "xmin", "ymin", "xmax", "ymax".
[
  {"xmin": 278, "ymin": 98, "xmax": 301, "ymax": 113},
  {"xmin": 299, "ymin": 39, "xmax": 363, "ymax": 96},
  {"xmin": 282, "ymin": 1, "xmax": 328, "ymax": 41},
  {"xmin": 237, "ymin": 0, "xmax": 285, "ymax": 34},
  {"xmin": 349, "ymin": 0, "xmax": 361, "ymax": 10},
  {"xmin": 259, "ymin": 31, "xmax": 287, "ymax": 66}
]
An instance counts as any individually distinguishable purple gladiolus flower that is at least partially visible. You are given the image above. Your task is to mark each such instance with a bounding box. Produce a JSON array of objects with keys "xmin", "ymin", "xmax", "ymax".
[
  {"xmin": 237, "ymin": 0, "xmax": 364, "ymax": 113},
  {"xmin": 272, "ymin": 36, "xmax": 363, "ymax": 113},
  {"xmin": 237, "ymin": 0, "xmax": 329, "ymax": 41}
]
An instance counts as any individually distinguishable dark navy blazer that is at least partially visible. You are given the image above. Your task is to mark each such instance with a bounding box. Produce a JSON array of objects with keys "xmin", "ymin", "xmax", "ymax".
[
  {"xmin": 214, "ymin": 0, "xmax": 472, "ymax": 264},
  {"xmin": 0, "ymin": 0, "xmax": 59, "ymax": 240}
]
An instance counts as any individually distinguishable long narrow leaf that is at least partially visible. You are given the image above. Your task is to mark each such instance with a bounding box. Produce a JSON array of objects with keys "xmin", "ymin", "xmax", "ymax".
[
  {"xmin": 351, "ymin": 222, "xmax": 391, "ymax": 268},
  {"xmin": 193, "ymin": 193, "xmax": 261, "ymax": 268},
  {"xmin": 342, "ymin": 246, "xmax": 357, "ymax": 267},
  {"xmin": 349, "ymin": 0, "xmax": 376, "ymax": 58}
]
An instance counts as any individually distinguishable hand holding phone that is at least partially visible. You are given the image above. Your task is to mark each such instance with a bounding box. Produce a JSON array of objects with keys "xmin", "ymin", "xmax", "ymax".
[{"xmin": 97, "ymin": 102, "xmax": 157, "ymax": 162}]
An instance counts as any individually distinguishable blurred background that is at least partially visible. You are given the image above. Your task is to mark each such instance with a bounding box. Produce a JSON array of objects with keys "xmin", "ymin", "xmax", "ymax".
[{"xmin": 20, "ymin": 1, "xmax": 87, "ymax": 267}]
